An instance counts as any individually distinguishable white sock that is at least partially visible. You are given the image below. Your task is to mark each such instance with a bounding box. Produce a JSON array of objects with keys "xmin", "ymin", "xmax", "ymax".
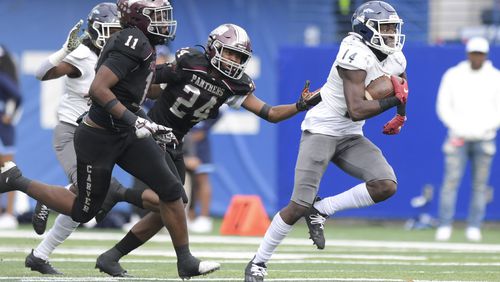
[
  {"xmin": 314, "ymin": 183, "xmax": 375, "ymax": 215},
  {"xmin": 253, "ymin": 213, "xmax": 292, "ymax": 264},
  {"xmin": 33, "ymin": 214, "xmax": 80, "ymax": 260}
]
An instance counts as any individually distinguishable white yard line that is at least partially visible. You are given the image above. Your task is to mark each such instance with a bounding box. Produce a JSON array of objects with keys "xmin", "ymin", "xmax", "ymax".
[
  {"xmin": 1, "ymin": 229, "xmax": 500, "ymax": 253},
  {"xmin": 0, "ymin": 278, "xmax": 487, "ymax": 282}
]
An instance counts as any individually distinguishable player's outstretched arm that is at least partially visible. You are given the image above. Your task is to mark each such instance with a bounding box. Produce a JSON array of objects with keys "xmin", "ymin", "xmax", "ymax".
[
  {"xmin": 35, "ymin": 20, "xmax": 83, "ymax": 81},
  {"xmin": 242, "ymin": 93, "xmax": 298, "ymax": 123},
  {"xmin": 242, "ymin": 81, "xmax": 321, "ymax": 123}
]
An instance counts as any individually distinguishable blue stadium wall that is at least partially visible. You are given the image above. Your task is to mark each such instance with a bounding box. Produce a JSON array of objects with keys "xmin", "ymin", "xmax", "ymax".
[{"xmin": 2, "ymin": 0, "xmax": 499, "ymax": 221}]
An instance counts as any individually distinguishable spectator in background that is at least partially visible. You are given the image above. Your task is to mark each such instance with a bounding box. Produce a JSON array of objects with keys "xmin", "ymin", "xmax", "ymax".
[
  {"xmin": 0, "ymin": 44, "xmax": 22, "ymax": 229},
  {"xmin": 185, "ymin": 116, "xmax": 221, "ymax": 234},
  {"xmin": 435, "ymin": 37, "xmax": 500, "ymax": 242}
]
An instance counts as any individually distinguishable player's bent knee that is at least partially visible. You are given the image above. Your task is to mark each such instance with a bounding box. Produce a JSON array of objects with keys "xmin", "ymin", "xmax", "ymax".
[{"xmin": 367, "ymin": 179, "xmax": 397, "ymax": 203}]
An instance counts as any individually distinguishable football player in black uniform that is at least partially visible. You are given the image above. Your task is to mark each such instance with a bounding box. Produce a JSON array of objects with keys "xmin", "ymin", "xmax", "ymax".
[
  {"xmin": 92, "ymin": 23, "xmax": 322, "ymax": 276},
  {"xmin": 0, "ymin": 0, "xmax": 220, "ymax": 279}
]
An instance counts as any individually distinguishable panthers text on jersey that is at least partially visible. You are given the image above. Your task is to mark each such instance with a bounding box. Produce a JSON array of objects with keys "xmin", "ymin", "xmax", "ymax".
[
  {"xmin": 88, "ymin": 26, "xmax": 156, "ymax": 131},
  {"xmin": 301, "ymin": 33, "xmax": 407, "ymax": 137},
  {"xmin": 148, "ymin": 47, "xmax": 255, "ymax": 139}
]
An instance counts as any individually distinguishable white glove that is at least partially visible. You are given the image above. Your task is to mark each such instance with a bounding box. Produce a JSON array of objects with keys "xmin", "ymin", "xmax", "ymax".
[
  {"xmin": 63, "ymin": 19, "xmax": 84, "ymax": 52},
  {"xmin": 134, "ymin": 117, "xmax": 173, "ymax": 139}
]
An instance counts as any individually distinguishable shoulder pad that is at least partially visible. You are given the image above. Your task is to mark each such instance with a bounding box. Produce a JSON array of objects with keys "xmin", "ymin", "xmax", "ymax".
[
  {"xmin": 175, "ymin": 47, "xmax": 208, "ymax": 68},
  {"xmin": 390, "ymin": 51, "xmax": 407, "ymax": 71},
  {"xmin": 112, "ymin": 27, "xmax": 154, "ymax": 61},
  {"xmin": 225, "ymin": 73, "xmax": 255, "ymax": 95},
  {"xmin": 68, "ymin": 44, "xmax": 92, "ymax": 60},
  {"xmin": 336, "ymin": 35, "xmax": 374, "ymax": 71}
]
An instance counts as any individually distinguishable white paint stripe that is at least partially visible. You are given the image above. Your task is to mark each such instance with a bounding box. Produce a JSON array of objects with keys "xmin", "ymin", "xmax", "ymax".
[
  {"xmin": 3, "ymin": 256, "xmax": 500, "ymax": 267},
  {"xmin": 0, "ymin": 278, "xmax": 485, "ymax": 282},
  {"xmin": 1, "ymin": 229, "xmax": 499, "ymax": 253},
  {"xmin": 0, "ymin": 246, "xmax": 426, "ymax": 261}
]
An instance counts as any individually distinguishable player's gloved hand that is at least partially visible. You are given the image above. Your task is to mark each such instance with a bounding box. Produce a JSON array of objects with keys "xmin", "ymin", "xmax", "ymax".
[
  {"xmin": 296, "ymin": 80, "xmax": 322, "ymax": 111},
  {"xmin": 391, "ymin": 76, "xmax": 408, "ymax": 105},
  {"xmin": 154, "ymin": 130, "xmax": 178, "ymax": 151},
  {"xmin": 63, "ymin": 19, "xmax": 84, "ymax": 53},
  {"xmin": 134, "ymin": 117, "xmax": 172, "ymax": 139},
  {"xmin": 382, "ymin": 114, "xmax": 406, "ymax": 135}
]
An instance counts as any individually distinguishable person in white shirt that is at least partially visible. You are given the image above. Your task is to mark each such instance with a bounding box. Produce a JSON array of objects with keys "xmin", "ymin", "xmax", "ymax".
[
  {"xmin": 435, "ymin": 37, "xmax": 500, "ymax": 242},
  {"xmin": 25, "ymin": 3, "xmax": 123, "ymax": 275},
  {"xmin": 244, "ymin": 1, "xmax": 409, "ymax": 281}
]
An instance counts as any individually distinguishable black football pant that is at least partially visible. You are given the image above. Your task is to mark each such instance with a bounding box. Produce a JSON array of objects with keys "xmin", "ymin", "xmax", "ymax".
[{"xmin": 70, "ymin": 123, "xmax": 184, "ymax": 223}]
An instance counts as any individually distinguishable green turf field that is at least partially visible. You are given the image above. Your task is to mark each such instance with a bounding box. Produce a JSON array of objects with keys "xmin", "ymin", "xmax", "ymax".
[{"xmin": 0, "ymin": 218, "xmax": 499, "ymax": 281}]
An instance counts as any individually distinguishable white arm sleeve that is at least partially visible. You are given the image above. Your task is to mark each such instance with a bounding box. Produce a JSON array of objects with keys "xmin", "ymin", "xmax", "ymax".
[{"xmin": 34, "ymin": 48, "xmax": 69, "ymax": 80}]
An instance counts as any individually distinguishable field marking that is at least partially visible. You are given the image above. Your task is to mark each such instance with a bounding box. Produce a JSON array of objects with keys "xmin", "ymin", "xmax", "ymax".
[
  {"xmin": 1, "ymin": 230, "xmax": 499, "ymax": 253},
  {"xmin": 0, "ymin": 278, "xmax": 485, "ymax": 282},
  {"xmin": 3, "ymin": 256, "xmax": 500, "ymax": 267}
]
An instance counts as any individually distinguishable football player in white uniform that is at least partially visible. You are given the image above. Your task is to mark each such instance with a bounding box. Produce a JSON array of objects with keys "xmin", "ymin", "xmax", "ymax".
[
  {"xmin": 25, "ymin": 3, "xmax": 122, "ymax": 275},
  {"xmin": 245, "ymin": 1, "xmax": 409, "ymax": 281}
]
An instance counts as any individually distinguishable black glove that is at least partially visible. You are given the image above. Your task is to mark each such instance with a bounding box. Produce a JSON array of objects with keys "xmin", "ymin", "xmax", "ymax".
[{"xmin": 296, "ymin": 80, "xmax": 322, "ymax": 111}]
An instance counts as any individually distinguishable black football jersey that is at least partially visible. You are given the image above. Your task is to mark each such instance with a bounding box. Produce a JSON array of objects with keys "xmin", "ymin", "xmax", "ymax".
[
  {"xmin": 148, "ymin": 47, "xmax": 255, "ymax": 139},
  {"xmin": 88, "ymin": 27, "xmax": 156, "ymax": 131}
]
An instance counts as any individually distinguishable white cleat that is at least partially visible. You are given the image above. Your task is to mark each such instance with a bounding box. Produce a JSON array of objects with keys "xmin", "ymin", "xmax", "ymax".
[{"xmin": 198, "ymin": 260, "xmax": 220, "ymax": 274}]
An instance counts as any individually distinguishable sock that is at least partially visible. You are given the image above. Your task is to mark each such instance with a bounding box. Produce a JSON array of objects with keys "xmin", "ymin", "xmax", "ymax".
[
  {"xmin": 114, "ymin": 231, "xmax": 144, "ymax": 257},
  {"xmin": 124, "ymin": 188, "xmax": 144, "ymax": 209},
  {"xmin": 314, "ymin": 183, "xmax": 375, "ymax": 215},
  {"xmin": 33, "ymin": 214, "xmax": 80, "ymax": 260},
  {"xmin": 253, "ymin": 213, "xmax": 292, "ymax": 264},
  {"xmin": 174, "ymin": 244, "xmax": 193, "ymax": 262}
]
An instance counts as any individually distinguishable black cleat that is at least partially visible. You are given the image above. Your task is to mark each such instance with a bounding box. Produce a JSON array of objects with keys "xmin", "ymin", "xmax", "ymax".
[
  {"xmin": 25, "ymin": 249, "xmax": 63, "ymax": 275},
  {"xmin": 177, "ymin": 256, "xmax": 220, "ymax": 280},
  {"xmin": 0, "ymin": 161, "xmax": 22, "ymax": 193},
  {"xmin": 304, "ymin": 202, "xmax": 328, "ymax": 249},
  {"xmin": 244, "ymin": 257, "xmax": 267, "ymax": 282},
  {"xmin": 95, "ymin": 252, "xmax": 131, "ymax": 277},
  {"xmin": 95, "ymin": 182, "xmax": 124, "ymax": 223},
  {"xmin": 32, "ymin": 201, "xmax": 50, "ymax": 235}
]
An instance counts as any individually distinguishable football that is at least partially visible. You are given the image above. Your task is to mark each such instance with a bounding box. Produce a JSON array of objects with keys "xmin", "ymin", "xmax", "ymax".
[{"xmin": 365, "ymin": 75, "xmax": 402, "ymax": 100}]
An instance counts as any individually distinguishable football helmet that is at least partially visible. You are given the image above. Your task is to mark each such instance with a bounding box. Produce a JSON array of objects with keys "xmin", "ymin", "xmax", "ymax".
[
  {"xmin": 206, "ymin": 23, "xmax": 252, "ymax": 80},
  {"xmin": 87, "ymin": 2, "xmax": 121, "ymax": 49},
  {"xmin": 117, "ymin": 0, "xmax": 177, "ymax": 44},
  {"xmin": 351, "ymin": 1, "xmax": 405, "ymax": 55}
]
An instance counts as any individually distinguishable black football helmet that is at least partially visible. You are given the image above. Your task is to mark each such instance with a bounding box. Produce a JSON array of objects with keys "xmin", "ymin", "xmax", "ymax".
[
  {"xmin": 206, "ymin": 24, "xmax": 252, "ymax": 80},
  {"xmin": 87, "ymin": 2, "xmax": 121, "ymax": 49},
  {"xmin": 116, "ymin": 0, "xmax": 177, "ymax": 44},
  {"xmin": 351, "ymin": 1, "xmax": 405, "ymax": 54}
]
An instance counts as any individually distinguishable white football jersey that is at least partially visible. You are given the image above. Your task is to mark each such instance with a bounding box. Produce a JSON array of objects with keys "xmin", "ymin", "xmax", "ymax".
[
  {"xmin": 301, "ymin": 33, "xmax": 407, "ymax": 136},
  {"xmin": 58, "ymin": 44, "xmax": 97, "ymax": 125}
]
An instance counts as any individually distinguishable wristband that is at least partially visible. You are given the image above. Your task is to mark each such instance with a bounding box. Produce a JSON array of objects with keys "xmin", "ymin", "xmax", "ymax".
[
  {"xmin": 121, "ymin": 109, "xmax": 138, "ymax": 126},
  {"xmin": 258, "ymin": 104, "xmax": 271, "ymax": 121},
  {"xmin": 103, "ymin": 99, "xmax": 119, "ymax": 112},
  {"xmin": 378, "ymin": 96, "xmax": 400, "ymax": 112}
]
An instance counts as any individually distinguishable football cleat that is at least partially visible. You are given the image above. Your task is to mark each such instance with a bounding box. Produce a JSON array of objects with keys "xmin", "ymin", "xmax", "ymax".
[
  {"xmin": 177, "ymin": 256, "xmax": 220, "ymax": 280},
  {"xmin": 32, "ymin": 201, "xmax": 50, "ymax": 235},
  {"xmin": 25, "ymin": 249, "xmax": 63, "ymax": 275},
  {"xmin": 304, "ymin": 202, "xmax": 328, "ymax": 250},
  {"xmin": 95, "ymin": 252, "xmax": 130, "ymax": 277},
  {"xmin": 0, "ymin": 161, "xmax": 22, "ymax": 193},
  {"xmin": 244, "ymin": 257, "xmax": 267, "ymax": 282}
]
